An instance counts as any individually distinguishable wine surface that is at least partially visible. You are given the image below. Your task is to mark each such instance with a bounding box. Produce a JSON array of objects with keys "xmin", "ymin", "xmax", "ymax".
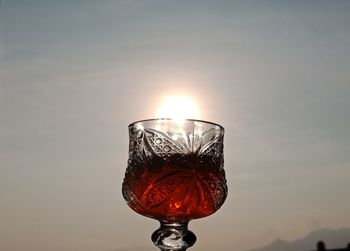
[{"xmin": 122, "ymin": 154, "xmax": 227, "ymax": 222}]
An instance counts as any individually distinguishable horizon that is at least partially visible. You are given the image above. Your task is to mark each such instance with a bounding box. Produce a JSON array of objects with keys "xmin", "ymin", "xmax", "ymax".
[{"xmin": 1, "ymin": 1, "xmax": 350, "ymax": 251}]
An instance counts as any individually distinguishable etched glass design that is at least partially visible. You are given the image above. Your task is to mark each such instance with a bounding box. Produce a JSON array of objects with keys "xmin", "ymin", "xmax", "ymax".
[{"xmin": 122, "ymin": 119, "xmax": 227, "ymax": 251}]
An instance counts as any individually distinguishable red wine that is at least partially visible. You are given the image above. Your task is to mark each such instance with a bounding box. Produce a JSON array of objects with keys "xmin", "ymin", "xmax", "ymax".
[{"xmin": 122, "ymin": 154, "xmax": 227, "ymax": 222}]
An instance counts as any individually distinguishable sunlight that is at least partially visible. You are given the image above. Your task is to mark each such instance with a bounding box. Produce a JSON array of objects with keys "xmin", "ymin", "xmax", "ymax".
[{"xmin": 157, "ymin": 95, "xmax": 200, "ymax": 120}]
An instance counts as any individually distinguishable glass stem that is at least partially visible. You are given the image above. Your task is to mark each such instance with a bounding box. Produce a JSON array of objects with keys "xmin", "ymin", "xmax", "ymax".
[{"xmin": 151, "ymin": 221, "xmax": 196, "ymax": 251}]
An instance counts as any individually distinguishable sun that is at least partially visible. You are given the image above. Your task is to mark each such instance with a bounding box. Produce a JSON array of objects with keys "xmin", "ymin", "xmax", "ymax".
[{"xmin": 157, "ymin": 95, "xmax": 200, "ymax": 120}]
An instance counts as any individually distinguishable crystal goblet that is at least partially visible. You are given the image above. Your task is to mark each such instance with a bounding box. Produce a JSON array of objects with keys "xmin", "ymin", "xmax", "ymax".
[{"xmin": 122, "ymin": 119, "xmax": 227, "ymax": 250}]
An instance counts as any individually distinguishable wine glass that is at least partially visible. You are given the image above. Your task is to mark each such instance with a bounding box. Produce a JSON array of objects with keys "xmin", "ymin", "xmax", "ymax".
[{"xmin": 122, "ymin": 119, "xmax": 227, "ymax": 250}]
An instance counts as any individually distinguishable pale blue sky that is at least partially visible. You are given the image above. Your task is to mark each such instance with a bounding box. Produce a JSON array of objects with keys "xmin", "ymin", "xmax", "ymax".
[{"xmin": 1, "ymin": 1, "xmax": 350, "ymax": 251}]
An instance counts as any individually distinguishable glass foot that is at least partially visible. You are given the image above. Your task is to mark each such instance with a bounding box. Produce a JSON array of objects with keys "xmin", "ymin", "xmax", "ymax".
[{"xmin": 151, "ymin": 221, "xmax": 196, "ymax": 251}]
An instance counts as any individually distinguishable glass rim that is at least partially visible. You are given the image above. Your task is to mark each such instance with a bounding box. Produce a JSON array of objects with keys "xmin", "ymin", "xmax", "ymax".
[{"xmin": 128, "ymin": 118, "xmax": 224, "ymax": 131}]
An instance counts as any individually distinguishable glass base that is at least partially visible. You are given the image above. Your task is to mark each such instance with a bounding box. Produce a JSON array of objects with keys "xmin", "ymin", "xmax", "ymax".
[{"xmin": 151, "ymin": 221, "xmax": 196, "ymax": 251}]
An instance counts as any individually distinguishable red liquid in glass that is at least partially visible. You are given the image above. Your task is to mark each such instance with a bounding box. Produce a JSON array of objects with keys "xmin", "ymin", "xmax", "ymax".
[{"xmin": 122, "ymin": 154, "xmax": 227, "ymax": 222}]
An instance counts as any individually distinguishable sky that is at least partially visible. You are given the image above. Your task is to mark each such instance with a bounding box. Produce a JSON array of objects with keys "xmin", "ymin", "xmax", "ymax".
[{"xmin": 1, "ymin": 1, "xmax": 350, "ymax": 251}]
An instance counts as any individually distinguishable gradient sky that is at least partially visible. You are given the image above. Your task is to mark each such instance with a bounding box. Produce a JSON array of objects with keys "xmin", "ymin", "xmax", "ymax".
[{"xmin": 1, "ymin": 1, "xmax": 350, "ymax": 251}]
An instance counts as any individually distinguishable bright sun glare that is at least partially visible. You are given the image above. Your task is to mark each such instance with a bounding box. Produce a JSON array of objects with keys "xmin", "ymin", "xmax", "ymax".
[{"xmin": 157, "ymin": 95, "xmax": 200, "ymax": 120}]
